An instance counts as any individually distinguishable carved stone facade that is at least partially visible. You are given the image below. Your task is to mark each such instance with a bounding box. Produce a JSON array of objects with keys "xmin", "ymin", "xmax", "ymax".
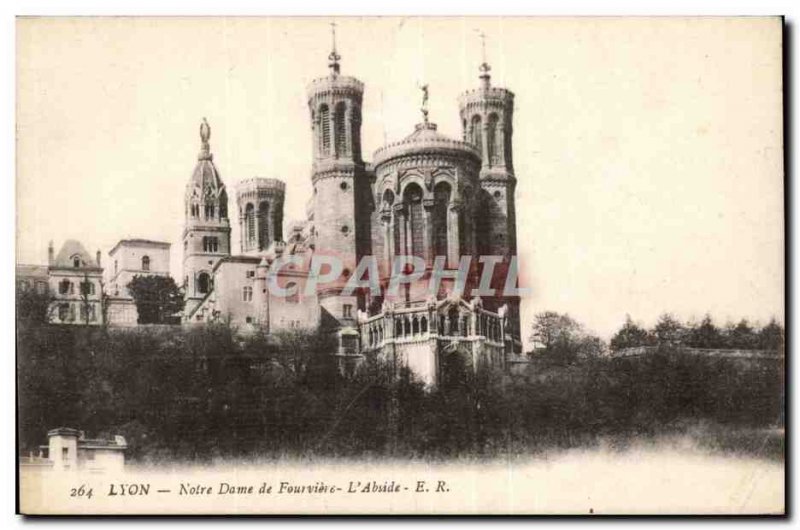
[{"xmin": 181, "ymin": 42, "xmax": 523, "ymax": 385}]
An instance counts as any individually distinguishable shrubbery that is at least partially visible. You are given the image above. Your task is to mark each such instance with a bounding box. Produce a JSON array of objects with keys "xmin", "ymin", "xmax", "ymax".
[{"xmin": 17, "ymin": 321, "xmax": 784, "ymax": 463}]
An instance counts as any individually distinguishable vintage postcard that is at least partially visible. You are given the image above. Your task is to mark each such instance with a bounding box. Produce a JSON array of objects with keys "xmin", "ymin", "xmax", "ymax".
[{"xmin": 15, "ymin": 16, "xmax": 784, "ymax": 515}]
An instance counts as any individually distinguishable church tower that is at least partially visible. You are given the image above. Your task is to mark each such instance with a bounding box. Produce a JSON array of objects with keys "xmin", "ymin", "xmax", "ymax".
[
  {"xmin": 182, "ymin": 118, "xmax": 231, "ymax": 318},
  {"xmin": 307, "ymin": 25, "xmax": 370, "ymax": 326},
  {"xmin": 458, "ymin": 45, "xmax": 520, "ymax": 336}
]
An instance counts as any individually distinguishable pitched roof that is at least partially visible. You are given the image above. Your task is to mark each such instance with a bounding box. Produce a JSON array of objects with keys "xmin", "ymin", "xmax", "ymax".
[{"xmin": 52, "ymin": 239, "xmax": 99, "ymax": 269}]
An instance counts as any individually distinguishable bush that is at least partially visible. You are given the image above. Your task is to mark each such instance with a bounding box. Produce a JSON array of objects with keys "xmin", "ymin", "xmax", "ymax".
[{"xmin": 16, "ymin": 325, "xmax": 784, "ymax": 462}]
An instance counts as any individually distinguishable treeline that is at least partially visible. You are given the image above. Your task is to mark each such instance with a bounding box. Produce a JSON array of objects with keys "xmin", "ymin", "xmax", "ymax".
[
  {"xmin": 17, "ymin": 320, "xmax": 784, "ymax": 463},
  {"xmin": 609, "ymin": 313, "xmax": 784, "ymax": 352}
]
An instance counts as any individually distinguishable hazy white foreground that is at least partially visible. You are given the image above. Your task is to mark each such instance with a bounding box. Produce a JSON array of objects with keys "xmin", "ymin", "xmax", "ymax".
[{"xmin": 21, "ymin": 442, "xmax": 783, "ymax": 515}]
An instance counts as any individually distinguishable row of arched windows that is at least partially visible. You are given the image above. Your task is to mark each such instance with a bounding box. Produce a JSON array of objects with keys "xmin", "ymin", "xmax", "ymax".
[
  {"xmin": 361, "ymin": 310, "xmax": 503, "ymax": 346},
  {"xmin": 188, "ymin": 198, "xmax": 228, "ymax": 220},
  {"xmin": 383, "ymin": 181, "xmax": 453, "ymax": 261}
]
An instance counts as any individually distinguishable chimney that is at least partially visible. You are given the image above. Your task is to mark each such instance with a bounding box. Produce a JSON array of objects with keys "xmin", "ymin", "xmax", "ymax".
[
  {"xmin": 48, "ymin": 241, "xmax": 54, "ymax": 265},
  {"xmin": 96, "ymin": 250, "xmax": 101, "ymax": 267}
]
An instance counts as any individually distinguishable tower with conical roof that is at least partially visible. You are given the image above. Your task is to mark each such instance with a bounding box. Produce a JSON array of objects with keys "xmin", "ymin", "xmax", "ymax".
[
  {"xmin": 182, "ymin": 118, "xmax": 231, "ymax": 318},
  {"xmin": 458, "ymin": 39, "xmax": 520, "ymax": 336},
  {"xmin": 307, "ymin": 24, "xmax": 370, "ymax": 326}
]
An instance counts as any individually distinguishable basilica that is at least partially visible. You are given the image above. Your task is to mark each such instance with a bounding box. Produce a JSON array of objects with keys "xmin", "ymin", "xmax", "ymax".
[{"xmin": 16, "ymin": 36, "xmax": 525, "ymax": 385}]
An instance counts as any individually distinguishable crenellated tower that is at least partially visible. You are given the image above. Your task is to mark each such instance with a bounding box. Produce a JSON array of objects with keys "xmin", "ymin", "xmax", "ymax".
[
  {"xmin": 182, "ymin": 118, "xmax": 231, "ymax": 318},
  {"xmin": 458, "ymin": 51, "xmax": 520, "ymax": 336},
  {"xmin": 236, "ymin": 178, "xmax": 285, "ymax": 255},
  {"xmin": 307, "ymin": 26, "xmax": 371, "ymax": 326}
]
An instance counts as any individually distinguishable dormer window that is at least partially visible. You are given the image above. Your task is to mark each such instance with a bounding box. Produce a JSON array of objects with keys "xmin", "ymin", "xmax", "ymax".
[{"xmin": 72, "ymin": 256, "xmax": 81, "ymax": 268}]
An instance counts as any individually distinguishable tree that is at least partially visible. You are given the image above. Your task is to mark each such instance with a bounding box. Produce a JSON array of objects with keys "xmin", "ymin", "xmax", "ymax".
[
  {"xmin": 127, "ymin": 275, "xmax": 185, "ymax": 324},
  {"xmin": 686, "ymin": 313, "xmax": 722, "ymax": 348},
  {"xmin": 530, "ymin": 311, "xmax": 579, "ymax": 351},
  {"xmin": 758, "ymin": 318, "xmax": 784, "ymax": 353},
  {"xmin": 725, "ymin": 319, "xmax": 758, "ymax": 350},
  {"xmin": 79, "ymin": 273, "xmax": 96, "ymax": 326},
  {"xmin": 652, "ymin": 313, "xmax": 685, "ymax": 347},
  {"xmin": 609, "ymin": 314, "xmax": 651, "ymax": 351},
  {"xmin": 16, "ymin": 285, "xmax": 54, "ymax": 326},
  {"xmin": 529, "ymin": 311, "xmax": 605, "ymax": 360}
]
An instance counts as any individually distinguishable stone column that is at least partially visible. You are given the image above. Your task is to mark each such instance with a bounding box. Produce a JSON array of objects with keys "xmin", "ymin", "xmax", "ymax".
[
  {"xmin": 380, "ymin": 208, "xmax": 393, "ymax": 279},
  {"xmin": 239, "ymin": 213, "xmax": 246, "ymax": 253},
  {"xmin": 394, "ymin": 203, "xmax": 407, "ymax": 258},
  {"xmin": 345, "ymin": 105, "xmax": 353, "ymax": 157},
  {"xmin": 481, "ymin": 118, "xmax": 490, "ymax": 169},
  {"xmin": 448, "ymin": 200, "xmax": 462, "ymax": 268},
  {"xmin": 422, "ymin": 198, "xmax": 435, "ymax": 268}
]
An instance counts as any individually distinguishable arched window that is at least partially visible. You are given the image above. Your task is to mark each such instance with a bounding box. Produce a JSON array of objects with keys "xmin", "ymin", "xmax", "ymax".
[
  {"xmin": 421, "ymin": 316, "xmax": 428, "ymax": 334},
  {"xmin": 448, "ymin": 308, "xmax": 459, "ymax": 336},
  {"xmin": 403, "ymin": 184, "xmax": 425, "ymax": 259},
  {"xmin": 258, "ymin": 201, "xmax": 270, "ymax": 249},
  {"xmin": 72, "ymin": 256, "xmax": 81, "ymax": 268},
  {"xmin": 382, "ymin": 189, "xmax": 395, "ymax": 209},
  {"xmin": 470, "ymin": 114, "xmax": 482, "ymax": 151},
  {"xmin": 141, "ymin": 256, "xmax": 150, "ymax": 271},
  {"xmin": 319, "ymin": 104, "xmax": 330, "ymax": 155},
  {"xmin": 286, "ymin": 281, "xmax": 299, "ymax": 304},
  {"xmin": 412, "ymin": 316, "xmax": 419, "ymax": 335},
  {"xmin": 197, "ymin": 272, "xmax": 210, "ymax": 294},
  {"xmin": 205, "ymin": 203, "xmax": 215, "ymax": 219},
  {"xmin": 219, "ymin": 191, "xmax": 228, "ymax": 219},
  {"xmin": 245, "ymin": 203, "xmax": 255, "ymax": 247},
  {"xmin": 334, "ymin": 102, "xmax": 347, "ymax": 157},
  {"xmin": 433, "ymin": 182, "xmax": 451, "ymax": 261},
  {"xmin": 191, "ymin": 203, "xmax": 200, "ymax": 218},
  {"xmin": 487, "ymin": 113, "xmax": 500, "ymax": 166}
]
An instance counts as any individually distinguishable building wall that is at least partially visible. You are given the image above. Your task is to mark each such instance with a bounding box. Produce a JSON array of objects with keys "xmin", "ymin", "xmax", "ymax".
[
  {"xmin": 48, "ymin": 434, "xmax": 78, "ymax": 471},
  {"xmin": 105, "ymin": 298, "xmax": 138, "ymax": 326},
  {"xmin": 78, "ymin": 448, "xmax": 125, "ymax": 474},
  {"xmin": 212, "ymin": 260, "xmax": 259, "ymax": 325},
  {"xmin": 107, "ymin": 242, "xmax": 170, "ymax": 298},
  {"xmin": 48, "ymin": 269, "xmax": 104, "ymax": 325}
]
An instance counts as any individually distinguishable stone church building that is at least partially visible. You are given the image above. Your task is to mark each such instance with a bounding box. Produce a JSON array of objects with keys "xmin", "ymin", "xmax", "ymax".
[{"xmin": 183, "ymin": 40, "xmax": 524, "ymax": 384}]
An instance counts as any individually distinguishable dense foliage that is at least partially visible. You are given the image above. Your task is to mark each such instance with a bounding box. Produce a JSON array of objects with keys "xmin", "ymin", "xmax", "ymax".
[
  {"xmin": 17, "ymin": 320, "xmax": 784, "ymax": 462},
  {"xmin": 609, "ymin": 313, "xmax": 785, "ymax": 352},
  {"xmin": 127, "ymin": 275, "xmax": 185, "ymax": 324}
]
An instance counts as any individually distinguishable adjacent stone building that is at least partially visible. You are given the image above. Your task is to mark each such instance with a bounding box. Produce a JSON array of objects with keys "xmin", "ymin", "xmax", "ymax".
[
  {"xmin": 105, "ymin": 239, "xmax": 172, "ymax": 326},
  {"xmin": 46, "ymin": 240, "xmax": 104, "ymax": 326}
]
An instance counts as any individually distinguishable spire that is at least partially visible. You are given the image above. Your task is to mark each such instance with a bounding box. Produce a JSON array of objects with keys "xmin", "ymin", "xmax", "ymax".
[
  {"xmin": 478, "ymin": 31, "xmax": 491, "ymax": 88},
  {"xmin": 328, "ymin": 22, "xmax": 341, "ymax": 76},
  {"xmin": 198, "ymin": 117, "xmax": 212, "ymax": 161}
]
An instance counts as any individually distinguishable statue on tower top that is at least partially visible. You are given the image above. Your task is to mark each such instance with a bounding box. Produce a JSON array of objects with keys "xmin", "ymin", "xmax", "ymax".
[
  {"xmin": 420, "ymin": 84, "xmax": 429, "ymax": 124},
  {"xmin": 199, "ymin": 117, "xmax": 212, "ymax": 160}
]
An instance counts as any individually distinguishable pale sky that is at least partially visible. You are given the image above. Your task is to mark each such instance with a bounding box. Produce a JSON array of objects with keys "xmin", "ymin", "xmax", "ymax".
[{"xmin": 16, "ymin": 17, "xmax": 784, "ymax": 339}]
